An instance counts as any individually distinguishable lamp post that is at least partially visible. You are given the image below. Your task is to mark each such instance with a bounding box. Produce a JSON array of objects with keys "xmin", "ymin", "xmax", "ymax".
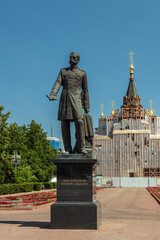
[{"xmin": 11, "ymin": 150, "xmax": 21, "ymax": 170}]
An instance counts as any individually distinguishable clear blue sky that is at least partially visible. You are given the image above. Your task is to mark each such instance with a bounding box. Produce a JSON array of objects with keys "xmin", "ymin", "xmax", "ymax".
[{"xmin": 1, "ymin": 0, "xmax": 160, "ymax": 140}]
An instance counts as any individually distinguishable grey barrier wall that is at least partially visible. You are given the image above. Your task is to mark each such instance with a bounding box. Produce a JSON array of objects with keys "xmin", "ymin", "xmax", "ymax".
[{"xmin": 96, "ymin": 176, "xmax": 160, "ymax": 187}]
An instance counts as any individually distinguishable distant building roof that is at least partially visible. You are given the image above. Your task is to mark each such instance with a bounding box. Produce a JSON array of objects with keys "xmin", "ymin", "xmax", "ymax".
[{"xmin": 47, "ymin": 136, "xmax": 62, "ymax": 141}]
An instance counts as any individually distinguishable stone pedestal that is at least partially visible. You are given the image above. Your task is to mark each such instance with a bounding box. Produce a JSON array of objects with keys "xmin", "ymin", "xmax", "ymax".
[{"xmin": 51, "ymin": 154, "xmax": 101, "ymax": 229}]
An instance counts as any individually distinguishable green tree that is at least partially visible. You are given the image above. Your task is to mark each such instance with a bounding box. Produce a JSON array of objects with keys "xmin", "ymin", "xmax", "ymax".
[
  {"xmin": 20, "ymin": 120, "xmax": 57, "ymax": 182},
  {"xmin": 14, "ymin": 165, "xmax": 37, "ymax": 183},
  {"xmin": 0, "ymin": 107, "xmax": 57, "ymax": 184},
  {"xmin": 8, "ymin": 123, "xmax": 28, "ymax": 155},
  {"xmin": 0, "ymin": 106, "xmax": 14, "ymax": 183}
]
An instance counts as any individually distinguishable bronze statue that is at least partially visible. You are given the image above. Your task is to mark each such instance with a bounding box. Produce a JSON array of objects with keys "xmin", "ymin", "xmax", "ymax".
[{"xmin": 47, "ymin": 52, "xmax": 90, "ymax": 154}]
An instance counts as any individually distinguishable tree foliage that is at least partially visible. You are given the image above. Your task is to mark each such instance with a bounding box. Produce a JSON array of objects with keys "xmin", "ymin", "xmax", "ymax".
[
  {"xmin": 0, "ymin": 106, "xmax": 15, "ymax": 184},
  {"xmin": 0, "ymin": 106, "xmax": 57, "ymax": 184},
  {"xmin": 14, "ymin": 165, "xmax": 38, "ymax": 183}
]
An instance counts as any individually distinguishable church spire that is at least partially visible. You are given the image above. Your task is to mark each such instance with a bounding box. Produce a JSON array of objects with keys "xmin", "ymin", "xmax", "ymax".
[
  {"xmin": 51, "ymin": 125, "xmax": 53, "ymax": 137},
  {"xmin": 123, "ymin": 51, "xmax": 140, "ymax": 106},
  {"xmin": 121, "ymin": 51, "xmax": 143, "ymax": 119},
  {"xmin": 129, "ymin": 51, "xmax": 134, "ymax": 80}
]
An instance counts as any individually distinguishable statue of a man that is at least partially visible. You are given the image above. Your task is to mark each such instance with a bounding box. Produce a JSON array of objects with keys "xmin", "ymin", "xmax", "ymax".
[{"xmin": 47, "ymin": 52, "xmax": 90, "ymax": 154}]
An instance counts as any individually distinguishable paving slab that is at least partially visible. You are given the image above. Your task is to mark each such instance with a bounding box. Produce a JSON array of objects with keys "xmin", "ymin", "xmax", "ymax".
[{"xmin": 0, "ymin": 188, "xmax": 160, "ymax": 240}]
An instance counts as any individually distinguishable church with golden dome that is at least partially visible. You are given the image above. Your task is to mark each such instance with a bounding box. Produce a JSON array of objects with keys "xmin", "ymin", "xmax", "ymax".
[{"xmin": 94, "ymin": 52, "xmax": 160, "ymax": 178}]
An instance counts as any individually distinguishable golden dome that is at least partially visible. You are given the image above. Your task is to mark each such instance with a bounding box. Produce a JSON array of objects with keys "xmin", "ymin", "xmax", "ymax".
[
  {"xmin": 111, "ymin": 110, "xmax": 115, "ymax": 117},
  {"xmin": 101, "ymin": 112, "xmax": 104, "ymax": 118},
  {"xmin": 149, "ymin": 110, "xmax": 153, "ymax": 117},
  {"xmin": 129, "ymin": 64, "xmax": 134, "ymax": 73}
]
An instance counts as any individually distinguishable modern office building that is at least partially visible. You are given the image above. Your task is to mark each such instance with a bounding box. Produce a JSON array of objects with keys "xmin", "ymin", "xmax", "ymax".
[{"xmin": 47, "ymin": 127, "xmax": 63, "ymax": 150}]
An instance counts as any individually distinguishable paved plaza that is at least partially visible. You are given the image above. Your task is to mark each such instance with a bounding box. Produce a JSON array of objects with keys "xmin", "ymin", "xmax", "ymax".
[{"xmin": 0, "ymin": 188, "xmax": 160, "ymax": 240}]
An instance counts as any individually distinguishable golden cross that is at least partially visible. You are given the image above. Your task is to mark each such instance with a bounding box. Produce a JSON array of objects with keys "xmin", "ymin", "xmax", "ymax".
[
  {"xmin": 149, "ymin": 99, "xmax": 153, "ymax": 110},
  {"xmin": 100, "ymin": 104, "xmax": 104, "ymax": 117},
  {"xmin": 129, "ymin": 51, "xmax": 134, "ymax": 64},
  {"xmin": 111, "ymin": 100, "xmax": 114, "ymax": 110},
  {"xmin": 101, "ymin": 104, "xmax": 103, "ymax": 112}
]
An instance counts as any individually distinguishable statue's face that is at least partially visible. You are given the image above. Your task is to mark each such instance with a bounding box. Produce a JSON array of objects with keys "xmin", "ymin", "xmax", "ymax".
[{"xmin": 70, "ymin": 54, "xmax": 79, "ymax": 65}]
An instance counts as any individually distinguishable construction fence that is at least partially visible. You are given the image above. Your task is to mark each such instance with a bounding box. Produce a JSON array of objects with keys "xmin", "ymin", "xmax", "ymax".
[{"xmin": 96, "ymin": 176, "xmax": 160, "ymax": 187}]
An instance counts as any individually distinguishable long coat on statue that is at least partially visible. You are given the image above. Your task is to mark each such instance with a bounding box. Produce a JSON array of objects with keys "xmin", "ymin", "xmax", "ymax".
[{"xmin": 50, "ymin": 67, "xmax": 90, "ymax": 121}]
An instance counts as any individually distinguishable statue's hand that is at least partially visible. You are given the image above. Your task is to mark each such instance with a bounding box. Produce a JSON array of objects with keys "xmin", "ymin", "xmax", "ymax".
[
  {"xmin": 46, "ymin": 94, "xmax": 58, "ymax": 101},
  {"xmin": 84, "ymin": 108, "xmax": 90, "ymax": 114}
]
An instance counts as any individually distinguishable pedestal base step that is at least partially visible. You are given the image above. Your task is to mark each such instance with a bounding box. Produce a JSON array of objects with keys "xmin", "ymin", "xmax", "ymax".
[{"xmin": 51, "ymin": 200, "xmax": 101, "ymax": 229}]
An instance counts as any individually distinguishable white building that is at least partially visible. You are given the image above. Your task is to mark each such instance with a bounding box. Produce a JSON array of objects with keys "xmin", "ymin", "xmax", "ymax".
[{"xmin": 94, "ymin": 54, "xmax": 160, "ymax": 178}]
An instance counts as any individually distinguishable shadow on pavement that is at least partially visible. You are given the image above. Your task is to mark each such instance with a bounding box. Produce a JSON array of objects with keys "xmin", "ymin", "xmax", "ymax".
[{"xmin": 0, "ymin": 221, "xmax": 50, "ymax": 229}]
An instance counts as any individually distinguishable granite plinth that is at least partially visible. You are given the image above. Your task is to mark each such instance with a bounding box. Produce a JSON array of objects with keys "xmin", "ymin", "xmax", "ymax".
[
  {"xmin": 50, "ymin": 154, "xmax": 101, "ymax": 229},
  {"xmin": 51, "ymin": 200, "xmax": 101, "ymax": 229}
]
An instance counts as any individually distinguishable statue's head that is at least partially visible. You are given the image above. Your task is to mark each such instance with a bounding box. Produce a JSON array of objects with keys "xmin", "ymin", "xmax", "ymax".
[{"xmin": 69, "ymin": 52, "xmax": 80, "ymax": 65}]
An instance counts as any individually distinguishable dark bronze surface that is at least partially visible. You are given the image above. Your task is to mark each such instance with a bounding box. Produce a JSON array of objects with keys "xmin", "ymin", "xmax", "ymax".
[{"xmin": 47, "ymin": 52, "xmax": 93, "ymax": 154}]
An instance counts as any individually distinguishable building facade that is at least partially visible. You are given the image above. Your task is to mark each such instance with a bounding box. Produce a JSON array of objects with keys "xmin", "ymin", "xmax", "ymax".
[
  {"xmin": 47, "ymin": 136, "xmax": 62, "ymax": 150},
  {"xmin": 47, "ymin": 127, "xmax": 63, "ymax": 150},
  {"xmin": 93, "ymin": 54, "xmax": 160, "ymax": 178}
]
